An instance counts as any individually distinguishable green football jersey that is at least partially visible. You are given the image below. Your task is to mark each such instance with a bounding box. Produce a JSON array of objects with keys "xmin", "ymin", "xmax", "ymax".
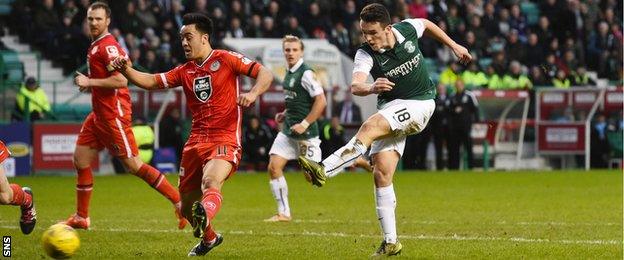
[
  {"xmin": 281, "ymin": 61, "xmax": 319, "ymax": 139},
  {"xmin": 359, "ymin": 20, "xmax": 436, "ymax": 108}
]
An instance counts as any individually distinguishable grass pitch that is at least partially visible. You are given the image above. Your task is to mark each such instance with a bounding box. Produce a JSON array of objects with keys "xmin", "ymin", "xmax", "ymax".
[{"xmin": 1, "ymin": 170, "xmax": 622, "ymax": 259}]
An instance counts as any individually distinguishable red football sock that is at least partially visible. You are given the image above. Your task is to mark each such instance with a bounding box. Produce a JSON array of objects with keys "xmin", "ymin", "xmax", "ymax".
[
  {"xmin": 9, "ymin": 184, "xmax": 32, "ymax": 208},
  {"xmin": 135, "ymin": 164, "xmax": 180, "ymax": 204},
  {"xmin": 76, "ymin": 167, "xmax": 93, "ymax": 218},
  {"xmin": 201, "ymin": 188, "xmax": 222, "ymax": 220},
  {"xmin": 200, "ymin": 188, "xmax": 222, "ymax": 244},
  {"xmin": 203, "ymin": 223, "xmax": 217, "ymax": 243}
]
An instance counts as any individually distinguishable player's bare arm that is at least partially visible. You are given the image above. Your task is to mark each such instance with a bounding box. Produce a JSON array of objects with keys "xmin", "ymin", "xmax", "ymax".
[
  {"xmin": 74, "ymin": 71, "xmax": 128, "ymax": 89},
  {"xmin": 291, "ymin": 93, "xmax": 326, "ymax": 135},
  {"xmin": 237, "ymin": 65, "xmax": 273, "ymax": 107},
  {"xmin": 351, "ymin": 72, "xmax": 395, "ymax": 96},
  {"xmin": 422, "ymin": 19, "xmax": 472, "ymax": 64},
  {"xmin": 109, "ymin": 56, "xmax": 160, "ymax": 90}
]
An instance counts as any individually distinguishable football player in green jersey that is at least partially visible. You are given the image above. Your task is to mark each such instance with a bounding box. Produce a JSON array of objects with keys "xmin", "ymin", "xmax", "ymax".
[
  {"xmin": 265, "ymin": 36, "xmax": 327, "ymax": 222},
  {"xmin": 299, "ymin": 3, "xmax": 472, "ymax": 257}
]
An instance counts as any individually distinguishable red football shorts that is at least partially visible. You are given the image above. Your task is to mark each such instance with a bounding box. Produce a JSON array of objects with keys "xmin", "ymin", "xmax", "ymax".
[
  {"xmin": 178, "ymin": 142, "xmax": 241, "ymax": 193},
  {"xmin": 0, "ymin": 141, "xmax": 9, "ymax": 163},
  {"xmin": 76, "ymin": 113, "xmax": 139, "ymax": 158}
]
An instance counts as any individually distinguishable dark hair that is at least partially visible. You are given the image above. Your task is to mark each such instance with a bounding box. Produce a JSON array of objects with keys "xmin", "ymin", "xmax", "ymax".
[
  {"xmin": 89, "ymin": 1, "xmax": 111, "ymax": 18},
  {"xmin": 360, "ymin": 3, "xmax": 391, "ymax": 27},
  {"xmin": 182, "ymin": 12, "xmax": 214, "ymax": 36}
]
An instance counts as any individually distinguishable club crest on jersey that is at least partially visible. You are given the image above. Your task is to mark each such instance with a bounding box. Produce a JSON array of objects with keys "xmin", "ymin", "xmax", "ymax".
[
  {"xmin": 193, "ymin": 76, "xmax": 212, "ymax": 102},
  {"xmin": 106, "ymin": 46, "xmax": 119, "ymax": 58},
  {"xmin": 405, "ymin": 41, "xmax": 415, "ymax": 53},
  {"xmin": 289, "ymin": 78, "xmax": 295, "ymax": 87},
  {"xmin": 210, "ymin": 61, "xmax": 220, "ymax": 71},
  {"xmin": 91, "ymin": 46, "xmax": 98, "ymax": 55}
]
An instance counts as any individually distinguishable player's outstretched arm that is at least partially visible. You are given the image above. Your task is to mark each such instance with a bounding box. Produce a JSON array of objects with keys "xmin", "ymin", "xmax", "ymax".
[
  {"xmin": 238, "ymin": 65, "xmax": 273, "ymax": 107},
  {"xmin": 422, "ymin": 19, "xmax": 472, "ymax": 64},
  {"xmin": 74, "ymin": 71, "xmax": 128, "ymax": 90},
  {"xmin": 109, "ymin": 56, "xmax": 160, "ymax": 90}
]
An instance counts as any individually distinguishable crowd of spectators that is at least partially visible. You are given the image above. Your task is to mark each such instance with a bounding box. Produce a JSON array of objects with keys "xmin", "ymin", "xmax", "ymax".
[{"xmin": 6, "ymin": 0, "xmax": 623, "ymax": 87}]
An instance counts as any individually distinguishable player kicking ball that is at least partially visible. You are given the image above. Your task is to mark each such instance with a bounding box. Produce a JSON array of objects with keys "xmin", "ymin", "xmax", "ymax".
[
  {"xmin": 298, "ymin": 3, "xmax": 472, "ymax": 257},
  {"xmin": 0, "ymin": 140, "xmax": 36, "ymax": 234},
  {"xmin": 68, "ymin": 1, "xmax": 185, "ymax": 230},
  {"xmin": 264, "ymin": 35, "xmax": 326, "ymax": 222},
  {"xmin": 109, "ymin": 13, "xmax": 273, "ymax": 256}
]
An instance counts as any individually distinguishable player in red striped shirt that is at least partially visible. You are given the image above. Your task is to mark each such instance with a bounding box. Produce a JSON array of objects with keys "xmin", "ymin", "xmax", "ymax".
[
  {"xmin": 68, "ymin": 1, "xmax": 185, "ymax": 230},
  {"xmin": 0, "ymin": 140, "xmax": 36, "ymax": 234},
  {"xmin": 109, "ymin": 13, "xmax": 273, "ymax": 256}
]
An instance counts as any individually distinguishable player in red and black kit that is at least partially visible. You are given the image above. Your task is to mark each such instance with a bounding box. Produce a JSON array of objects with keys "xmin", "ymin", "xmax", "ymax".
[
  {"xmin": 109, "ymin": 13, "xmax": 273, "ymax": 256},
  {"xmin": 0, "ymin": 140, "xmax": 36, "ymax": 234},
  {"xmin": 68, "ymin": 1, "xmax": 185, "ymax": 230}
]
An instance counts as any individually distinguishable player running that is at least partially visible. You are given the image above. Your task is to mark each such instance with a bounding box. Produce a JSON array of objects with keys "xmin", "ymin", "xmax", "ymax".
[
  {"xmin": 0, "ymin": 140, "xmax": 36, "ymax": 234},
  {"xmin": 264, "ymin": 35, "xmax": 326, "ymax": 222},
  {"xmin": 298, "ymin": 3, "xmax": 472, "ymax": 257},
  {"xmin": 68, "ymin": 1, "xmax": 185, "ymax": 230},
  {"xmin": 109, "ymin": 13, "xmax": 273, "ymax": 256}
]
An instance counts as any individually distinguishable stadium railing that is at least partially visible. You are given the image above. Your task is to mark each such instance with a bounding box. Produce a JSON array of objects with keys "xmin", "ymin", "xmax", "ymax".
[
  {"xmin": 470, "ymin": 89, "xmax": 532, "ymax": 170},
  {"xmin": 535, "ymin": 86, "xmax": 623, "ymax": 170}
]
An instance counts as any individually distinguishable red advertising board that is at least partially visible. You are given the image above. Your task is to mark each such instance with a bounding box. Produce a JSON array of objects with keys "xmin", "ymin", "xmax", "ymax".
[
  {"xmin": 33, "ymin": 123, "xmax": 99, "ymax": 171},
  {"xmin": 537, "ymin": 123, "xmax": 585, "ymax": 153},
  {"xmin": 604, "ymin": 88, "xmax": 623, "ymax": 112}
]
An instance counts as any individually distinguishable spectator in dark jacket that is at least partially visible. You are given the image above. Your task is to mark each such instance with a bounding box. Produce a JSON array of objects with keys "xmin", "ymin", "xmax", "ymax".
[{"xmin": 243, "ymin": 116, "xmax": 274, "ymax": 171}]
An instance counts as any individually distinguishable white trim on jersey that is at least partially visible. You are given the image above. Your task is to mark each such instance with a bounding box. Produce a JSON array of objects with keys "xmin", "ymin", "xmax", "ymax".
[
  {"xmin": 301, "ymin": 70, "xmax": 324, "ymax": 97},
  {"xmin": 288, "ymin": 58, "xmax": 304, "ymax": 72},
  {"xmin": 91, "ymin": 33, "xmax": 111, "ymax": 46},
  {"xmin": 391, "ymin": 27, "xmax": 405, "ymax": 44},
  {"xmin": 159, "ymin": 73, "xmax": 168, "ymax": 88},
  {"xmin": 114, "ymin": 118, "xmax": 133, "ymax": 158},
  {"xmin": 353, "ymin": 49, "xmax": 374, "ymax": 75},
  {"xmin": 235, "ymin": 76, "xmax": 242, "ymax": 148},
  {"xmin": 195, "ymin": 50, "xmax": 214, "ymax": 68},
  {"xmin": 115, "ymin": 89, "xmax": 124, "ymax": 117},
  {"xmin": 404, "ymin": 18, "xmax": 426, "ymax": 38}
]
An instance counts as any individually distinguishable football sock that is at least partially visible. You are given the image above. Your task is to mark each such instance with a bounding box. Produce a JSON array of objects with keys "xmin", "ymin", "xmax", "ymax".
[
  {"xmin": 200, "ymin": 188, "xmax": 222, "ymax": 243},
  {"xmin": 201, "ymin": 188, "xmax": 222, "ymax": 220},
  {"xmin": 76, "ymin": 167, "xmax": 93, "ymax": 218},
  {"xmin": 269, "ymin": 176, "xmax": 290, "ymax": 217},
  {"xmin": 135, "ymin": 164, "xmax": 180, "ymax": 204},
  {"xmin": 203, "ymin": 223, "xmax": 217, "ymax": 244},
  {"xmin": 323, "ymin": 137, "xmax": 368, "ymax": 178},
  {"xmin": 375, "ymin": 184, "xmax": 397, "ymax": 244},
  {"xmin": 9, "ymin": 184, "xmax": 32, "ymax": 208}
]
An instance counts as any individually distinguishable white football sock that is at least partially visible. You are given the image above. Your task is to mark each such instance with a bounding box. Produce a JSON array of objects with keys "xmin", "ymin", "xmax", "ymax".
[
  {"xmin": 323, "ymin": 137, "xmax": 368, "ymax": 178},
  {"xmin": 375, "ymin": 184, "xmax": 397, "ymax": 244},
  {"xmin": 269, "ymin": 176, "xmax": 290, "ymax": 217}
]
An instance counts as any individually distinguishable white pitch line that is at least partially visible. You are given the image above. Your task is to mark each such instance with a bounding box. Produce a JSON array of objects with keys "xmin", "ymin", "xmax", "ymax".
[
  {"xmin": 0, "ymin": 225, "xmax": 619, "ymax": 245},
  {"xmin": 0, "ymin": 219, "xmax": 620, "ymax": 227}
]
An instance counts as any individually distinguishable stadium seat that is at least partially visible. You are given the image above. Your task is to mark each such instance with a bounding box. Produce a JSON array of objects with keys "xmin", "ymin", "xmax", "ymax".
[
  {"xmin": 52, "ymin": 103, "xmax": 92, "ymax": 121},
  {"xmin": 521, "ymin": 2, "xmax": 540, "ymax": 26},
  {"xmin": 607, "ymin": 131, "xmax": 623, "ymax": 168},
  {"xmin": 478, "ymin": 58, "xmax": 492, "ymax": 69},
  {"xmin": 0, "ymin": 51, "xmax": 25, "ymax": 86}
]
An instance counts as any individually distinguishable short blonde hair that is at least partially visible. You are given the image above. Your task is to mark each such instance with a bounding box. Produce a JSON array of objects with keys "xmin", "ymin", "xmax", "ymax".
[{"xmin": 282, "ymin": 35, "xmax": 304, "ymax": 50}]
